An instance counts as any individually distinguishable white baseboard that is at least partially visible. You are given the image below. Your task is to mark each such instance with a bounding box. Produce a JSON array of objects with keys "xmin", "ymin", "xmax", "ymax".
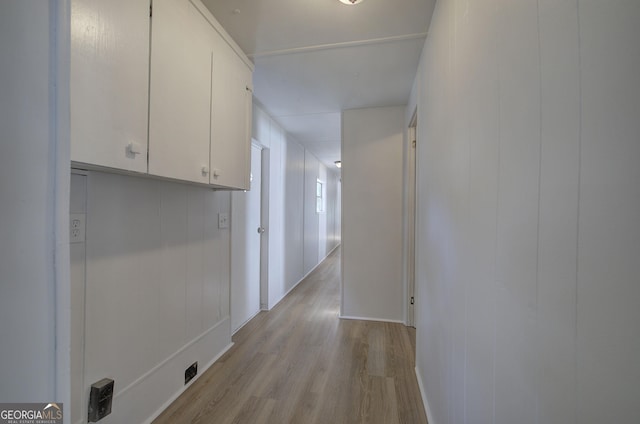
[
  {"xmin": 325, "ymin": 242, "xmax": 340, "ymax": 258},
  {"xmin": 415, "ymin": 366, "xmax": 435, "ymax": 424},
  {"xmin": 338, "ymin": 315, "xmax": 405, "ymax": 324},
  {"xmin": 93, "ymin": 317, "xmax": 232, "ymax": 424},
  {"xmin": 232, "ymin": 308, "xmax": 263, "ymax": 335},
  {"xmin": 143, "ymin": 341, "xmax": 234, "ymax": 424},
  {"xmin": 267, "ymin": 277, "xmax": 302, "ymax": 311},
  {"xmin": 266, "ymin": 244, "xmax": 341, "ymax": 311}
]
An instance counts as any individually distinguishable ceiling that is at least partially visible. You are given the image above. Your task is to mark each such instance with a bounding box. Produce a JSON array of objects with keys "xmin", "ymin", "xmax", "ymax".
[{"xmin": 202, "ymin": 0, "xmax": 436, "ymax": 169}]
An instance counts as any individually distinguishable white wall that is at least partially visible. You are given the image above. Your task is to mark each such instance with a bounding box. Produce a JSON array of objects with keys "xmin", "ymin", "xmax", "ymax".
[
  {"xmin": 70, "ymin": 172, "xmax": 232, "ymax": 424},
  {"xmin": 317, "ymin": 163, "xmax": 341, "ymax": 259},
  {"xmin": 317, "ymin": 164, "xmax": 328, "ymax": 260},
  {"xmin": 230, "ymin": 145, "xmax": 262, "ymax": 333},
  {"xmin": 70, "ymin": 174, "xmax": 87, "ymax": 424},
  {"xmin": 252, "ymin": 103, "xmax": 341, "ymax": 309},
  {"xmin": 283, "ymin": 139, "xmax": 306, "ymax": 292},
  {"xmin": 341, "ymin": 106, "xmax": 405, "ymax": 323},
  {"xmin": 266, "ymin": 123, "xmax": 287, "ymax": 308},
  {"xmin": 327, "ymin": 171, "xmax": 341, "ymax": 253},
  {"xmin": 304, "ymin": 151, "xmax": 320, "ymax": 274},
  {"xmin": 413, "ymin": 1, "xmax": 640, "ymax": 423},
  {"xmin": 0, "ymin": 0, "xmax": 70, "ymax": 408}
]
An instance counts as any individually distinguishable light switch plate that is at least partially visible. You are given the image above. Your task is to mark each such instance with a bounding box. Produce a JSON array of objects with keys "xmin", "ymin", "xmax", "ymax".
[
  {"xmin": 218, "ymin": 213, "xmax": 229, "ymax": 229},
  {"xmin": 70, "ymin": 213, "xmax": 86, "ymax": 243}
]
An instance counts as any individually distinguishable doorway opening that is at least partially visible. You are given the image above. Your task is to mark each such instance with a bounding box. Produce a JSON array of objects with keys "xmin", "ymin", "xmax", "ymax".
[{"xmin": 231, "ymin": 143, "xmax": 265, "ymax": 334}]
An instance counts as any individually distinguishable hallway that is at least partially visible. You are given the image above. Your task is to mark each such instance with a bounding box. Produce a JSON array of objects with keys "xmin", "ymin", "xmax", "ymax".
[{"xmin": 153, "ymin": 247, "xmax": 427, "ymax": 423}]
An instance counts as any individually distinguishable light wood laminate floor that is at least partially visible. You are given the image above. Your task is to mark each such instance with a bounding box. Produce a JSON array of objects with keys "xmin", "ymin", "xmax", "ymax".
[{"xmin": 153, "ymin": 247, "xmax": 427, "ymax": 424}]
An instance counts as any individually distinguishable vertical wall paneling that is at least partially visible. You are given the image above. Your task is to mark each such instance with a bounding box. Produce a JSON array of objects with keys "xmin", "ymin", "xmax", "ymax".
[
  {"xmin": 342, "ymin": 106, "xmax": 405, "ymax": 322},
  {"xmin": 324, "ymin": 170, "xmax": 340, "ymax": 254},
  {"xmin": 493, "ymin": 1, "xmax": 541, "ymax": 422},
  {"xmin": 415, "ymin": 1, "xmax": 454, "ymax": 420},
  {"xmin": 284, "ymin": 139, "xmax": 306, "ymax": 291},
  {"xmin": 267, "ymin": 123, "xmax": 286, "ymax": 307},
  {"xmin": 304, "ymin": 151, "xmax": 320, "ymax": 274},
  {"xmin": 317, "ymin": 164, "xmax": 329, "ymax": 261},
  {"xmin": 252, "ymin": 104, "xmax": 271, "ymax": 148},
  {"xmin": 81, "ymin": 172, "xmax": 231, "ymax": 424},
  {"xmin": 251, "ymin": 103, "xmax": 341, "ymax": 310},
  {"xmin": 0, "ymin": 0, "xmax": 60, "ymax": 402},
  {"xmin": 576, "ymin": 1, "xmax": 640, "ymax": 421},
  {"xmin": 412, "ymin": 1, "xmax": 640, "ymax": 423},
  {"xmin": 70, "ymin": 173, "xmax": 87, "ymax": 424},
  {"xmin": 536, "ymin": 1, "xmax": 580, "ymax": 423}
]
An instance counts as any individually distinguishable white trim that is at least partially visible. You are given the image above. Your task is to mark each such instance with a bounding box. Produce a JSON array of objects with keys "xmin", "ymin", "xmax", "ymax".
[
  {"xmin": 142, "ymin": 341, "xmax": 234, "ymax": 424},
  {"xmin": 113, "ymin": 317, "xmax": 230, "ymax": 400},
  {"xmin": 338, "ymin": 315, "xmax": 405, "ymax": 325},
  {"xmin": 415, "ymin": 366, "xmax": 436, "ymax": 424},
  {"xmin": 266, "ymin": 244, "xmax": 340, "ymax": 310},
  {"xmin": 249, "ymin": 33, "xmax": 428, "ymax": 59},
  {"xmin": 403, "ymin": 112, "xmax": 418, "ymax": 328},
  {"xmin": 325, "ymin": 242, "xmax": 341, "ymax": 259},
  {"xmin": 54, "ymin": 0, "xmax": 72, "ymax": 417},
  {"xmin": 251, "ymin": 139, "xmax": 264, "ymax": 150},
  {"xmin": 189, "ymin": 0, "xmax": 254, "ymax": 71},
  {"xmin": 266, "ymin": 271, "xmax": 307, "ymax": 311},
  {"xmin": 232, "ymin": 309, "xmax": 262, "ymax": 335}
]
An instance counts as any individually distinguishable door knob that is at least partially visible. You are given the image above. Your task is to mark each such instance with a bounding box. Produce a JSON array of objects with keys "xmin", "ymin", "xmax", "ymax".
[{"xmin": 257, "ymin": 227, "xmax": 265, "ymax": 234}]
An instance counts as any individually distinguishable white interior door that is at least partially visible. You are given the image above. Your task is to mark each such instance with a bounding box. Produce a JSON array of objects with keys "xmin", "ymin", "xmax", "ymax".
[{"xmin": 231, "ymin": 144, "xmax": 262, "ymax": 333}]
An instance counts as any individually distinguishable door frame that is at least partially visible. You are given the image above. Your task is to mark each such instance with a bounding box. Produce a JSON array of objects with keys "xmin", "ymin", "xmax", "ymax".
[
  {"xmin": 231, "ymin": 142, "xmax": 264, "ymax": 333},
  {"xmin": 404, "ymin": 109, "xmax": 418, "ymax": 327}
]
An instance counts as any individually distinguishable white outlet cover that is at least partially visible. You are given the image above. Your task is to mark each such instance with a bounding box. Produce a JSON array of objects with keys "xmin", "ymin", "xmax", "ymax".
[
  {"xmin": 70, "ymin": 213, "xmax": 86, "ymax": 243},
  {"xmin": 218, "ymin": 212, "xmax": 229, "ymax": 229}
]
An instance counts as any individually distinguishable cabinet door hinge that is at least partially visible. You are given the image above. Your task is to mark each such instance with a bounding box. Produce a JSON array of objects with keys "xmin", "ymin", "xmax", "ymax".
[{"xmin": 410, "ymin": 296, "xmax": 415, "ymax": 305}]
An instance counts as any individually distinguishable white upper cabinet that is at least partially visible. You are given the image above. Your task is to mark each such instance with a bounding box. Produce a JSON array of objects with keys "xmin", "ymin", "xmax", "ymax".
[
  {"xmin": 71, "ymin": 0, "xmax": 253, "ymax": 188},
  {"xmin": 148, "ymin": 0, "xmax": 212, "ymax": 184},
  {"xmin": 211, "ymin": 38, "xmax": 253, "ymax": 190},
  {"xmin": 71, "ymin": 0, "xmax": 150, "ymax": 173}
]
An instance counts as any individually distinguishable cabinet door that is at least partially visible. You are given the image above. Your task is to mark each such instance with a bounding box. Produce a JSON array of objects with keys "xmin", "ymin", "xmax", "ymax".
[
  {"xmin": 211, "ymin": 39, "xmax": 253, "ymax": 190},
  {"xmin": 148, "ymin": 0, "xmax": 212, "ymax": 184},
  {"xmin": 71, "ymin": 0, "xmax": 149, "ymax": 173}
]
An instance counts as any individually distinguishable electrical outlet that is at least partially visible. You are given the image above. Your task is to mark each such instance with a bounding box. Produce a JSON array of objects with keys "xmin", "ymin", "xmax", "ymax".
[
  {"xmin": 88, "ymin": 378, "xmax": 114, "ymax": 422},
  {"xmin": 185, "ymin": 362, "xmax": 198, "ymax": 385},
  {"xmin": 218, "ymin": 213, "xmax": 229, "ymax": 229},
  {"xmin": 70, "ymin": 213, "xmax": 86, "ymax": 243}
]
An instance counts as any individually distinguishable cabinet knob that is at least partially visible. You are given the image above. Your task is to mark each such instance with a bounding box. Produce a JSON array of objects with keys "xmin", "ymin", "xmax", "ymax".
[
  {"xmin": 213, "ymin": 169, "xmax": 221, "ymax": 178},
  {"xmin": 201, "ymin": 166, "xmax": 209, "ymax": 176},
  {"xmin": 127, "ymin": 142, "xmax": 142, "ymax": 155}
]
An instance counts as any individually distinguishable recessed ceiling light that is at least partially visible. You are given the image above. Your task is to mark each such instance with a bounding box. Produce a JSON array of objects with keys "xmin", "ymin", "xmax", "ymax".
[{"xmin": 339, "ymin": 0, "xmax": 364, "ymax": 5}]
